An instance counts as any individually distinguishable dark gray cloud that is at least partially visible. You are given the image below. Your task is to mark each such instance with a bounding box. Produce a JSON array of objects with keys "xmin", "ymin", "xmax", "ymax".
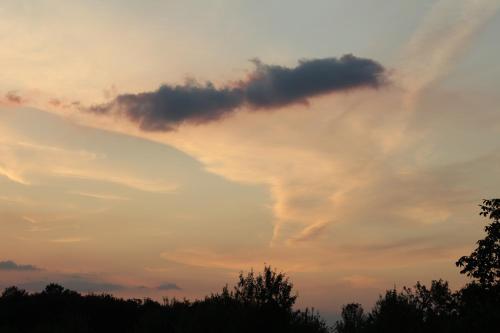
[
  {"xmin": 16, "ymin": 277, "xmax": 125, "ymax": 293},
  {"xmin": 157, "ymin": 282, "xmax": 181, "ymax": 291},
  {"xmin": 89, "ymin": 54, "xmax": 386, "ymax": 131},
  {"xmin": 0, "ymin": 262, "xmax": 181, "ymax": 294},
  {"xmin": 0, "ymin": 260, "xmax": 40, "ymax": 271},
  {"xmin": 244, "ymin": 55, "xmax": 385, "ymax": 108},
  {"xmin": 92, "ymin": 83, "xmax": 243, "ymax": 131}
]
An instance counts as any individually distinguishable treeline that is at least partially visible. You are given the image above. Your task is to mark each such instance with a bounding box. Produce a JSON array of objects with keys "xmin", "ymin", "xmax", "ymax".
[
  {"xmin": 335, "ymin": 199, "xmax": 500, "ymax": 333},
  {"xmin": 335, "ymin": 281, "xmax": 500, "ymax": 332},
  {"xmin": 1, "ymin": 199, "xmax": 499, "ymax": 332},
  {"xmin": 0, "ymin": 267, "xmax": 329, "ymax": 333}
]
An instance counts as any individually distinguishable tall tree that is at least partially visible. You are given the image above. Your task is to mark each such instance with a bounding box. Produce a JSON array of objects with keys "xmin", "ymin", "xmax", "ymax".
[{"xmin": 456, "ymin": 199, "xmax": 500, "ymax": 286}]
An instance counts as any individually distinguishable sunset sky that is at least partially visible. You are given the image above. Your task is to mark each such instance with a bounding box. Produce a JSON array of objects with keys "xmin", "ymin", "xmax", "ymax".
[{"xmin": 1, "ymin": 0, "xmax": 500, "ymax": 321}]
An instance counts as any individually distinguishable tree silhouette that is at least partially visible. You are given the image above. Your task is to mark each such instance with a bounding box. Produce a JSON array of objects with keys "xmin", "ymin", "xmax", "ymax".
[
  {"xmin": 335, "ymin": 303, "xmax": 366, "ymax": 333},
  {"xmin": 1, "ymin": 286, "xmax": 28, "ymax": 299},
  {"xmin": 413, "ymin": 280, "xmax": 454, "ymax": 315},
  {"xmin": 0, "ymin": 266, "xmax": 328, "ymax": 333},
  {"xmin": 42, "ymin": 283, "xmax": 65, "ymax": 295},
  {"xmin": 367, "ymin": 288, "xmax": 423, "ymax": 333},
  {"xmin": 233, "ymin": 265, "xmax": 297, "ymax": 310},
  {"xmin": 332, "ymin": 199, "xmax": 500, "ymax": 333},
  {"xmin": 456, "ymin": 199, "xmax": 500, "ymax": 286}
]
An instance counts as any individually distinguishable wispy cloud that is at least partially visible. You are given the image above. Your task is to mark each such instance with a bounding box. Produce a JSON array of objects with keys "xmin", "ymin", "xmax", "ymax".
[
  {"xmin": 69, "ymin": 191, "xmax": 129, "ymax": 201},
  {"xmin": 0, "ymin": 165, "xmax": 30, "ymax": 185},
  {"xmin": 0, "ymin": 132, "xmax": 177, "ymax": 193},
  {"xmin": 14, "ymin": 141, "xmax": 100, "ymax": 160},
  {"xmin": 0, "ymin": 195, "xmax": 39, "ymax": 206},
  {"xmin": 0, "ymin": 136, "xmax": 99, "ymax": 186},
  {"xmin": 22, "ymin": 216, "xmax": 39, "ymax": 224},
  {"xmin": 341, "ymin": 275, "xmax": 379, "ymax": 288},
  {"xmin": 397, "ymin": 0, "xmax": 500, "ymax": 107},
  {"xmin": 55, "ymin": 168, "xmax": 177, "ymax": 193},
  {"xmin": 287, "ymin": 220, "xmax": 331, "ymax": 244},
  {"xmin": 49, "ymin": 237, "xmax": 88, "ymax": 244},
  {"xmin": 160, "ymin": 248, "xmax": 320, "ymax": 273}
]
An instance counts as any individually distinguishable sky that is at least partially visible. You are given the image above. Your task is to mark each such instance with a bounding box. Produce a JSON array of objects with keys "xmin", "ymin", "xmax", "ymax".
[{"xmin": 1, "ymin": 0, "xmax": 500, "ymax": 321}]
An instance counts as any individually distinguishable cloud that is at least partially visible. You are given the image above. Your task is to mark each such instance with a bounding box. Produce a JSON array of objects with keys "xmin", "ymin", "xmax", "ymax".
[
  {"xmin": 22, "ymin": 216, "xmax": 39, "ymax": 224},
  {"xmin": 89, "ymin": 55, "xmax": 385, "ymax": 131},
  {"xmin": 5, "ymin": 91, "xmax": 22, "ymax": 104},
  {"xmin": 287, "ymin": 220, "xmax": 331, "ymax": 244},
  {"xmin": 0, "ymin": 260, "xmax": 40, "ymax": 271},
  {"xmin": 49, "ymin": 237, "xmax": 88, "ymax": 243},
  {"xmin": 54, "ymin": 168, "xmax": 178, "ymax": 193},
  {"xmin": 0, "ymin": 135, "xmax": 98, "ymax": 186},
  {"xmin": 396, "ymin": 0, "xmax": 500, "ymax": 110},
  {"xmin": 48, "ymin": 98, "xmax": 62, "ymax": 107},
  {"xmin": 92, "ymin": 83, "xmax": 244, "ymax": 131},
  {"xmin": 69, "ymin": 191, "xmax": 129, "ymax": 201},
  {"xmin": 0, "ymin": 130, "xmax": 177, "ymax": 193},
  {"xmin": 148, "ymin": 0, "xmax": 499, "ymax": 245},
  {"xmin": 0, "ymin": 165, "xmax": 29, "ymax": 185},
  {"xmin": 17, "ymin": 277, "xmax": 125, "ymax": 293},
  {"xmin": 157, "ymin": 282, "xmax": 181, "ymax": 291},
  {"xmin": 340, "ymin": 236, "xmax": 443, "ymax": 254},
  {"xmin": 244, "ymin": 55, "xmax": 385, "ymax": 108},
  {"xmin": 1, "ymin": 1, "xmax": 498, "ymax": 302},
  {"xmin": 341, "ymin": 275, "xmax": 379, "ymax": 288},
  {"xmin": 161, "ymin": 249, "xmax": 260, "ymax": 271},
  {"xmin": 0, "ymin": 195, "xmax": 38, "ymax": 206},
  {"xmin": 0, "ymin": 262, "xmax": 155, "ymax": 294},
  {"xmin": 160, "ymin": 248, "xmax": 320, "ymax": 273}
]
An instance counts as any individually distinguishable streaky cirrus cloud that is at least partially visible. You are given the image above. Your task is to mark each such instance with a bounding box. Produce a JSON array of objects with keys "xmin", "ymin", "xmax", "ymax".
[
  {"xmin": 287, "ymin": 220, "xmax": 331, "ymax": 245},
  {"xmin": 0, "ymin": 260, "xmax": 40, "ymax": 271},
  {"xmin": 0, "ymin": 127, "xmax": 177, "ymax": 193},
  {"xmin": 89, "ymin": 54, "xmax": 386, "ymax": 131}
]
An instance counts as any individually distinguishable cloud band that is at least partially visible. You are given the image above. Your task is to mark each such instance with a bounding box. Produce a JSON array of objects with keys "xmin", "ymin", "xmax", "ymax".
[{"xmin": 89, "ymin": 54, "xmax": 386, "ymax": 131}]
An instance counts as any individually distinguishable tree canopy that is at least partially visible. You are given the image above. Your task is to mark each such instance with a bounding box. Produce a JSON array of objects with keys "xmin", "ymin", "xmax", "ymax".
[{"xmin": 456, "ymin": 199, "xmax": 500, "ymax": 286}]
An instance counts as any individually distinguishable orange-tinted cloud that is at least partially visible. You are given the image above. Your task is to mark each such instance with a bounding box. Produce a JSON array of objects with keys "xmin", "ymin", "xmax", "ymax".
[{"xmin": 5, "ymin": 91, "xmax": 22, "ymax": 104}]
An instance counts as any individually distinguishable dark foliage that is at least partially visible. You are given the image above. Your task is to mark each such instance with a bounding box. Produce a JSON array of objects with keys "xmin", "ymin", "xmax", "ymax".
[
  {"xmin": 0, "ymin": 266, "xmax": 328, "ymax": 333},
  {"xmin": 335, "ymin": 281, "xmax": 500, "ymax": 333},
  {"xmin": 456, "ymin": 199, "xmax": 500, "ymax": 286},
  {"xmin": 334, "ymin": 198, "xmax": 500, "ymax": 333},
  {"xmin": 335, "ymin": 303, "xmax": 366, "ymax": 333}
]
